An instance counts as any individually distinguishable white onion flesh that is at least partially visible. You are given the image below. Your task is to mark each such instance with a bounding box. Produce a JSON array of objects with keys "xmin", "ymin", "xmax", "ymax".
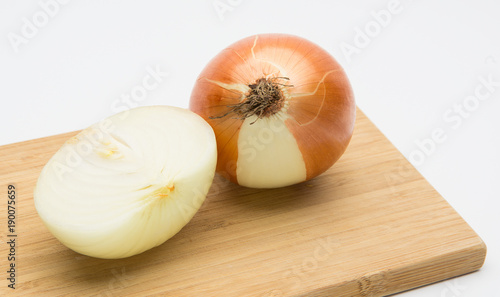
[
  {"xmin": 34, "ymin": 106, "xmax": 217, "ymax": 259},
  {"xmin": 236, "ymin": 114, "xmax": 306, "ymax": 188}
]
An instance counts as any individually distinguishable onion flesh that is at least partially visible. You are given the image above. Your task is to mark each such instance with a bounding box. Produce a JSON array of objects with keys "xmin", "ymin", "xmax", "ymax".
[{"xmin": 34, "ymin": 106, "xmax": 217, "ymax": 259}]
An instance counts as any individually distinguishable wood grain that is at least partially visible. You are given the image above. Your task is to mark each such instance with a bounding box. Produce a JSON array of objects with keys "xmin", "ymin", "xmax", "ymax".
[{"xmin": 0, "ymin": 108, "xmax": 486, "ymax": 296}]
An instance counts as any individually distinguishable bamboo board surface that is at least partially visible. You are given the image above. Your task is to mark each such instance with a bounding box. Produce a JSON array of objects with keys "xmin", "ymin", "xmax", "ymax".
[{"xmin": 0, "ymin": 108, "xmax": 486, "ymax": 296}]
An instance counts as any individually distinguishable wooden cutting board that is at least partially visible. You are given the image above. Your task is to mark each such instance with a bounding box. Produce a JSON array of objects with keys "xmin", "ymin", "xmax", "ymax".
[{"xmin": 0, "ymin": 108, "xmax": 486, "ymax": 297}]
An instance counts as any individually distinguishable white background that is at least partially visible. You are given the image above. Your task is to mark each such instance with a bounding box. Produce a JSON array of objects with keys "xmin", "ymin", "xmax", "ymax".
[{"xmin": 1, "ymin": 0, "xmax": 498, "ymax": 296}]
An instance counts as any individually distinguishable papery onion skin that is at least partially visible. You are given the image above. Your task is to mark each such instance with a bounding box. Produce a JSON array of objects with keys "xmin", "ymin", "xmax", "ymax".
[
  {"xmin": 34, "ymin": 106, "xmax": 217, "ymax": 259},
  {"xmin": 190, "ymin": 33, "xmax": 355, "ymax": 188}
]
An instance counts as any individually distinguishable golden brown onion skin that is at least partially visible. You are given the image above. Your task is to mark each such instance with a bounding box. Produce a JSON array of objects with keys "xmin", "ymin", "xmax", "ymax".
[{"xmin": 190, "ymin": 33, "xmax": 355, "ymax": 186}]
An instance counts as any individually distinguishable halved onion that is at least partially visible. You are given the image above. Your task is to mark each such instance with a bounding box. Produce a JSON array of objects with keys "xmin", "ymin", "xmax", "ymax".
[{"xmin": 34, "ymin": 106, "xmax": 217, "ymax": 259}]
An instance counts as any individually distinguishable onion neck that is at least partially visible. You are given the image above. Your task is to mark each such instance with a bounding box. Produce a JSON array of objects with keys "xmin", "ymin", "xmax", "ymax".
[{"xmin": 211, "ymin": 77, "xmax": 291, "ymax": 124}]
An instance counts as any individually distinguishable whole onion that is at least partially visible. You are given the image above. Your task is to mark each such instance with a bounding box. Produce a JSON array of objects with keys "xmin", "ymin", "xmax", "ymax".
[{"xmin": 190, "ymin": 33, "xmax": 355, "ymax": 188}]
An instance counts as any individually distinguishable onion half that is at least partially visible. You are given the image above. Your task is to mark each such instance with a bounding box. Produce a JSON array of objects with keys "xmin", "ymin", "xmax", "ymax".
[
  {"xmin": 34, "ymin": 106, "xmax": 217, "ymax": 259},
  {"xmin": 190, "ymin": 34, "xmax": 355, "ymax": 188}
]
